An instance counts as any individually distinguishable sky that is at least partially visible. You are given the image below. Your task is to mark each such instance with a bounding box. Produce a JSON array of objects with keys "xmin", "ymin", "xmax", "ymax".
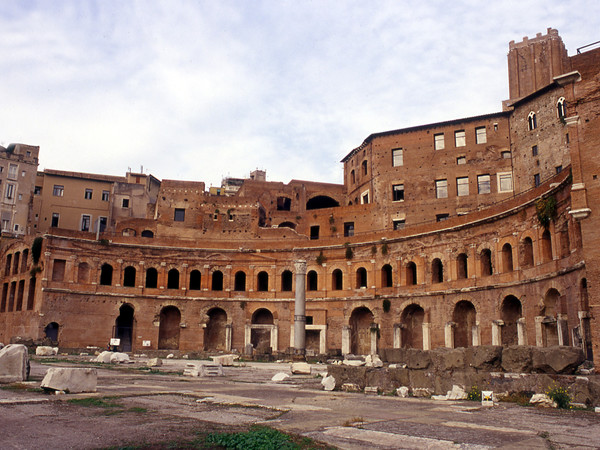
[{"xmin": 0, "ymin": 1, "xmax": 598, "ymax": 188}]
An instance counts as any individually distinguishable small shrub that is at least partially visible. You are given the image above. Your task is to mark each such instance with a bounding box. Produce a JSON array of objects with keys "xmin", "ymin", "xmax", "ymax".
[
  {"xmin": 29, "ymin": 265, "xmax": 42, "ymax": 277},
  {"xmin": 99, "ymin": 238, "xmax": 110, "ymax": 246},
  {"xmin": 371, "ymin": 245, "xmax": 377, "ymax": 255},
  {"xmin": 381, "ymin": 242, "xmax": 389, "ymax": 255},
  {"xmin": 536, "ymin": 196, "xmax": 557, "ymax": 229},
  {"xmin": 316, "ymin": 251, "xmax": 326, "ymax": 266},
  {"xmin": 345, "ymin": 244, "xmax": 353, "ymax": 260},
  {"xmin": 31, "ymin": 237, "xmax": 43, "ymax": 264},
  {"xmin": 467, "ymin": 385, "xmax": 482, "ymax": 402},
  {"xmin": 546, "ymin": 384, "xmax": 571, "ymax": 409}
]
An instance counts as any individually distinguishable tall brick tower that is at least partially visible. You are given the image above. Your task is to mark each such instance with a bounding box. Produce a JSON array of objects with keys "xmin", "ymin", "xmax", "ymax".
[{"xmin": 507, "ymin": 28, "xmax": 571, "ymax": 102}]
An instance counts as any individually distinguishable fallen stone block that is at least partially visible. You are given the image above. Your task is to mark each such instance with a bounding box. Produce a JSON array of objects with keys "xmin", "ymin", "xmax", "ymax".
[
  {"xmin": 41, "ymin": 368, "xmax": 97, "ymax": 393},
  {"xmin": 166, "ymin": 353, "xmax": 174, "ymax": 359},
  {"xmin": 412, "ymin": 387, "xmax": 433, "ymax": 398},
  {"xmin": 93, "ymin": 351, "xmax": 114, "ymax": 363},
  {"xmin": 211, "ymin": 354, "xmax": 238, "ymax": 366},
  {"xmin": 272, "ymin": 372, "xmax": 290, "ymax": 382},
  {"xmin": 365, "ymin": 354, "xmax": 383, "ymax": 368},
  {"xmin": 342, "ymin": 383, "xmax": 361, "ymax": 392},
  {"xmin": 109, "ymin": 352, "xmax": 130, "ymax": 364},
  {"xmin": 396, "ymin": 386, "xmax": 410, "ymax": 398},
  {"xmin": 530, "ymin": 393, "xmax": 557, "ymax": 408},
  {"xmin": 0, "ymin": 344, "xmax": 30, "ymax": 383},
  {"xmin": 35, "ymin": 346, "xmax": 58, "ymax": 356},
  {"xmin": 432, "ymin": 395, "xmax": 448, "ymax": 401},
  {"xmin": 291, "ymin": 362, "xmax": 311, "ymax": 375},
  {"xmin": 147, "ymin": 358, "xmax": 162, "ymax": 367},
  {"xmin": 321, "ymin": 375, "xmax": 335, "ymax": 391},
  {"xmin": 200, "ymin": 363, "xmax": 224, "ymax": 377},
  {"xmin": 364, "ymin": 386, "xmax": 379, "ymax": 395},
  {"xmin": 183, "ymin": 363, "xmax": 200, "ymax": 377},
  {"xmin": 343, "ymin": 359, "xmax": 365, "ymax": 367},
  {"xmin": 447, "ymin": 385, "xmax": 468, "ymax": 400}
]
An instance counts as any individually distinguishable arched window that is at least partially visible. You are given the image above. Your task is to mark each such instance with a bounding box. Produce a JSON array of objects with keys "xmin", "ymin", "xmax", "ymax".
[
  {"xmin": 234, "ymin": 271, "xmax": 246, "ymax": 291},
  {"xmin": 145, "ymin": 268, "xmax": 158, "ymax": 288},
  {"xmin": 406, "ymin": 262, "xmax": 417, "ymax": 285},
  {"xmin": 521, "ymin": 237, "xmax": 534, "ymax": 267},
  {"xmin": 362, "ymin": 160, "xmax": 368, "ymax": 175},
  {"xmin": 432, "ymin": 258, "xmax": 443, "ymax": 283},
  {"xmin": 356, "ymin": 267, "xmax": 367, "ymax": 288},
  {"xmin": 189, "ymin": 270, "xmax": 201, "ymax": 290},
  {"xmin": 21, "ymin": 249, "xmax": 28, "ymax": 273},
  {"xmin": 381, "ymin": 264, "xmax": 393, "ymax": 287},
  {"xmin": 13, "ymin": 252, "xmax": 20, "ymax": 275},
  {"xmin": 307, "ymin": 270, "xmax": 318, "ymax": 291},
  {"xmin": 501, "ymin": 243, "xmax": 513, "ymax": 272},
  {"xmin": 541, "ymin": 230, "xmax": 553, "ymax": 262},
  {"xmin": 457, "ymin": 253, "xmax": 468, "ymax": 279},
  {"xmin": 527, "ymin": 111, "xmax": 537, "ymax": 130},
  {"xmin": 212, "ymin": 270, "xmax": 223, "ymax": 291},
  {"xmin": 332, "ymin": 269, "xmax": 343, "ymax": 290},
  {"xmin": 257, "ymin": 271, "xmax": 269, "ymax": 291},
  {"xmin": 123, "ymin": 266, "xmax": 136, "ymax": 287},
  {"xmin": 350, "ymin": 170, "xmax": 355, "ymax": 184},
  {"xmin": 100, "ymin": 263, "xmax": 113, "ymax": 286},
  {"xmin": 141, "ymin": 230, "xmax": 154, "ymax": 238},
  {"xmin": 557, "ymin": 97, "xmax": 566, "ymax": 119},
  {"xmin": 281, "ymin": 270, "xmax": 293, "ymax": 292},
  {"xmin": 167, "ymin": 269, "xmax": 179, "ymax": 289},
  {"xmin": 480, "ymin": 249, "xmax": 492, "ymax": 276}
]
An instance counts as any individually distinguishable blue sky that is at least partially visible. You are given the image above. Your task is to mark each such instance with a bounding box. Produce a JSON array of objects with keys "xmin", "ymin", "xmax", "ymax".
[{"xmin": 0, "ymin": 1, "xmax": 598, "ymax": 187}]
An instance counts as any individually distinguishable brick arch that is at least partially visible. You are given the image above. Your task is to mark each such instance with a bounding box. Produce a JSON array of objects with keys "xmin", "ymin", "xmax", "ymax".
[{"xmin": 248, "ymin": 306, "xmax": 278, "ymax": 322}]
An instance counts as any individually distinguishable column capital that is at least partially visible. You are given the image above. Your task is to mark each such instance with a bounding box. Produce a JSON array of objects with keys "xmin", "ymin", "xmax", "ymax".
[{"xmin": 294, "ymin": 260, "xmax": 307, "ymax": 274}]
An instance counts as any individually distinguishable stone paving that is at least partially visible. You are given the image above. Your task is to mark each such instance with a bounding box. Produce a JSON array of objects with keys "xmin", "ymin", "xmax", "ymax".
[{"xmin": 1, "ymin": 356, "xmax": 599, "ymax": 449}]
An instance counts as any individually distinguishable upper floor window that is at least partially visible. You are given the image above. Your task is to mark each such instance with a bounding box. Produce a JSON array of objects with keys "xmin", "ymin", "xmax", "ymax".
[
  {"xmin": 456, "ymin": 177, "xmax": 469, "ymax": 196},
  {"xmin": 435, "ymin": 179, "xmax": 448, "ymax": 199},
  {"xmin": 475, "ymin": 126, "xmax": 487, "ymax": 144},
  {"xmin": 121, "ymin": 198, "xmax": 129, "ymax": 208},
  {"xmin": 53, "ymin": 185, "xmax": 64, "ymax": 197},
  {"xmin": 392, "ymin": 148, "xmax": 403, "ymax": 167},
  {"xmin": 497, "ymin": 172, "xmax": 513, "ymax": 193},
  {"xmin": 361, "ymin": 160, "xmax": 368, "ymax": 176},
  {"xmin": 361, "ymin": 190, "xmax": 369, "ymax": 204},
  {"xmin": 532, "ymin": 145, "xmax": 538, "ymax": 156},
  {"xmin": 51, "ymin": 213, "xmax": 59, "ymax": 227},
  {"xmin": 174, "ymin": 208, "xmax": 185, "ymax": 222},
  {"xmin": 456, "ymin": 156, "xmax": 466, "ymax": 165},
  {"xmin": 393, "ymin": 219, "xmax": 405, "ymax": 230},
  {"xmin": 5, "ymin": 183, "xmax": 15, "ymax": 200},
  {"xmin": 81, "ymin": 214, "xmax": 91, "ymax": 232},
  {"xmin": 501, "ymin": 151, "xmax": 511, "ymax": 159},
  {"xmin": 310, "ymin": 225, "xmax": 319, "ymax": 240},
  {"xmin": 84, "ymin": 189, "xmax": 92, "ymax": 200},
  {"xmin": 477, "ymin": 174, "xmax": 491, "ymax": 194},
  {"xmin": 350, "ymin": 170, "xmax": 355, "ymax": 184},
  {"xmin": 527, "ymin": 111, "xmax": 537, "ymax": 130},
  {"xmin": 8, "ymin": 164, "xmax": 17, "ymax": 180},
  {"xmin": 557, "ymin": 97, "xmax": 566, "ymax": 119},
  {"xmin": 102, "ymin": 190, "xmax": 109, "ymax": 201},
  {"xmin": 434, "ymin": 133, "xmax": 445, "ymax": 150},
  {"xmin": 454, "ymin": 130, "xmax": 466, "ymax": 147},
  {"xmin": 392, "ymin": 184, "xmax": 404, "ymax": 202},
  {"xmin": 34, "ymin": 186, "xmax": 41, "ymax": 195},
  {"xmin": 534, "ymin": 173, "xmax": 541, "ymax": 187},
  {"xmin": 344, "ymin": 222, "xmax": 355, "ymax": 237}
]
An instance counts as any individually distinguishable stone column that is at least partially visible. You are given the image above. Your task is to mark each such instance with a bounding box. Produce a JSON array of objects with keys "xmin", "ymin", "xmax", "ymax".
[
  {"xmin": 370, "ymin": 325, "xmax": 378, "ymax": 355},
  {"xmin": 225, "ymin": 324, "xmax": 232, "ymax": 352},
  {"xmin": 293, "ymin": 260, "xmax": 307, "ymax": 359},
  {"xmin": 535, "ymin": 316, "xmax": 544, "ymax": 347},
  {"xmin": 491, "ymin": 320, "xmax": 503, "ymax": 346},
  {"xmin": 517, "ymin": 318, "xmax": 528, "ymax": 345},
  {"xmin": 422, "ymin": 323, "xmax": 431, "ymax": 350},
  {"xmin": 342, "ymin": 326, "xmax": 351, "ymax": 355},
  {"xmin": 472, "ymin": 323, "xmax": 481, "ymax": 346},
  {"xmin": 578, "ymin": 311, "xmax": 592, "ymax": 360},
  {"xmin": 557, "ymin": 314, "xmax": 569, "ymax": 346},
  {"xmin": 393, "ymin": 323, "xmax": 402, "ymax": 348},
  {"xmin": 270, "ymin": 324, "xmax": 279, "ymax": 352},
  {"xmin": 445, "ymin": 322, "xmax": 455, "ymax": 348}
]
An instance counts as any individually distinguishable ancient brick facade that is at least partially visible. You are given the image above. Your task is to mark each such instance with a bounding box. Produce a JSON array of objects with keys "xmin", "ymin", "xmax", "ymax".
[{"xmin": 1, "ymin": 29, "xmax": 599, "ymax": 368}]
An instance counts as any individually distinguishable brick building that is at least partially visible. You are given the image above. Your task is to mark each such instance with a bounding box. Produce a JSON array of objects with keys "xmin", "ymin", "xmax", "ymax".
[{"xmin": 1, "ymin": 29, "xmax": 599, "ymax": 368}]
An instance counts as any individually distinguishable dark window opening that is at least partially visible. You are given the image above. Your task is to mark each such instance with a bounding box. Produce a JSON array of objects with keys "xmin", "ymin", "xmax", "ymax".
[
  {"xmin": 123, "ymin": 266, "xmax": 136, "ymax": 287},
  {"xmin": 145, "ymin": 268, "xmax": 158, "ymax": 288},
  {"xmin": 306, "ymin": 195, "xmax": 340, "ymax": 210},
  {"xmin": 174, "ymin": 208, "xmax": 185, "ymax": 222},
  {"xmin": 257, "ymin": 271, "xmax": 269, "ymax": 291},
  {"xmin": 281, "ymin": 270, "xmax": 293, "ymax": 291},
  {"xmin": 276, "ymin": 197, "xmax": 291, "ymax": 211},
  {"xmin": 189, "ymin": 270, "xmax": 201, "ymax": 290},
  {"xmin": 310, "ymin": 225, "xmax": 320, "ymax": 240}
]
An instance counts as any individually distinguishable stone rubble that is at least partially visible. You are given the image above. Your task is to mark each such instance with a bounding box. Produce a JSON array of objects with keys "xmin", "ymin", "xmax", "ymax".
[
  {"xmin": 40, "ymin": 367, "xmax": 97, "ymax": 393},
  {"xmin": 0, "ymin": 344, "xmax": 29, "ymax": 383}
]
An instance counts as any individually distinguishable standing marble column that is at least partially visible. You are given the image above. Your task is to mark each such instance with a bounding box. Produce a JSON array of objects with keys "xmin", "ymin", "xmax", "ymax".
[{"xmin": 294, "ymin": 260, "xmax": 307, "ymax": 359}]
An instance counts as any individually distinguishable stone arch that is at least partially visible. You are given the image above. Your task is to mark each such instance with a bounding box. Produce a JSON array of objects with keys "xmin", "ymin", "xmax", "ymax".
[
  {"xmin": 431, "ymin": 258, "xmax": 443, "ymax": 283},
  {"xmin": 405, "ymin": 261, "xmax": 417, "ymax": 285},
  {"xmin": 306, "ymin": 195, "xmax": 340, "ymax": 210},
  {"xmin": 251, "ymin": 308, "xmax": 274, "ymax": 352},
  {"xmin": 204, "ymin": 307, "xmax": 228, "ymax": 351},
  {"xmin": 332, "ymin": 268, "xmax": 343, "ymax": 290},
  {"xmin": 350, "ymin": 306, "xmax": 374, "ymax": 355},
  {"xmin": 234, "ymin": 271, "xmax": 246, "ymax": 291},
  {"xmin": 167, "ymin": 268, "xmax": 179, "ymax": 289},
  {"xmin": 100, "ymin": 263, "xmax": 113, "ymax": 286},
  {"xmin": 356, "ymin": 267, "xmax": 367, "ymax": 288},
  {"xmin": 281, "ymin": 270, "xmax": 293, "ymax": 292},
  {"xmin": 500, "ymin": 295, "xmax": 522, "ymax": 346},
  {"xmin": 44, "ymin": 322, "xmax": 59, "ymax": 343},
  {"xmin": 452, "ymin": 300, "xmax": 477, "ymax": 348},
  {"xmin": 307, "ymin": 270, "xmax": 318, "ymax": 291},
  {"xmin": 141, "ymin": 230, "xmax": 154, "ymax": 238},
  {"xmin": 212, "ymin": 270, "xmax": 224, "ymax": 291},
  {"xmin": 115, "ymin": 303, "xmax": 134, "ymax": 352},
  {"xmin": 145, "ymin": 267, "xmax": 158, "ymax": 288},
  {"xmin": 158, "ymin": 306, "xmax": 181, "ymax": 350},
  {"xmin": 457, "ymin": 253, "xmax": 468, "ymax": 279},
  {"xmin": 123, "ymin": 266, "xmax": 136, "ymax": 287},
  {"xmin": 257, "ymin": 271, "xmax": 269, "ymax": 291},
  {"xmin": 189, "ymin": 269, "xmax": 201, "ymax": 290},
  {"xmin": 78, "ymin": 262, "xmax": 90, "ymax": 284},
  {"xmin": 400, "ymin": 303, "xmax": 425, "ymax": 349},
  {"xmin": 278, "ymin": 221, "xmax": 296, "ymax": 229},
  {"xmin": 381, "ymin": 264, "xmax": 393, "ymax": 287},
  {"xmin": 501, "ymin": 243, "xmax": 513, "ymax": 272}
]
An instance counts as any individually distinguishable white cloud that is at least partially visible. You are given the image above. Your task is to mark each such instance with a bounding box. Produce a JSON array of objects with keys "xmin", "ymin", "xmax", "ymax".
[{"xmin": 0, "ymin": 0, "xmax": 598, "ymax": 187}]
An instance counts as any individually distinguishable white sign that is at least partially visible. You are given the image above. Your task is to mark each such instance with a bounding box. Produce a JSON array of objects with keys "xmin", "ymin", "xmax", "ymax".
[
  {"xmin": 142, "ymin": 340, "xmax": 151, "ymax": 347},
  {"xmin": 482, "ymin": 391, "xmax": 494, "ymax": 406},
  {"xmin": 110, "ymin": 338, "xmax": 121, "ymax": 346}
]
